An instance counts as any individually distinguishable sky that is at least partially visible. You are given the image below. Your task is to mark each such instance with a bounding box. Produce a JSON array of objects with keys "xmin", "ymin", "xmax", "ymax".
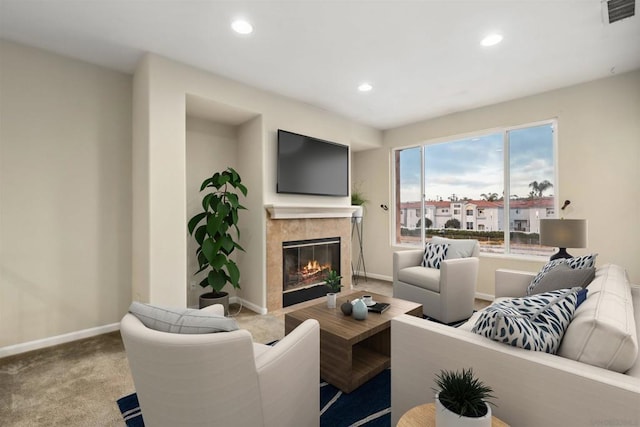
[{"xmin": 399, "ymin": 123, "xmax": 555, "ymax": 202}]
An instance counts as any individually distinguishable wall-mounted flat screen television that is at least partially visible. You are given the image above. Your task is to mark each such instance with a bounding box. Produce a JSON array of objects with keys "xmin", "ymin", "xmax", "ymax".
[{"xmin": 277, "ymin": 129, "xmax": 349, "ymax": 197}]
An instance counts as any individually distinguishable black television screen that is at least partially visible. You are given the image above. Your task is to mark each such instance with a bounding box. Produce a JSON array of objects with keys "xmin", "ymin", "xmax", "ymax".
[{"xmin": 277, "ymin": 130, "xmax": 349, "ymax": 197}]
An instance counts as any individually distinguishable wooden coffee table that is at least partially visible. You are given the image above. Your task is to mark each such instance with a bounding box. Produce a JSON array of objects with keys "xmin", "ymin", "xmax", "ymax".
[{"xmin": 284, "ymin": 291, "xmax": 422, "ymax": 393}]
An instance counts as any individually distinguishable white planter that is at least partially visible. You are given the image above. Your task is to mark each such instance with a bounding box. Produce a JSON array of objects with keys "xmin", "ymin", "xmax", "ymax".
[
  {"xmin": 352, "ymin": 205, "xmax": 363, "ymax": 223},
  {"xmin": 435, "ymin": 393, "xmax": 491, "ymax": 427},
  {"xmin": 327, "ymin": 293, "xmax": 337, "ymax": 309}
]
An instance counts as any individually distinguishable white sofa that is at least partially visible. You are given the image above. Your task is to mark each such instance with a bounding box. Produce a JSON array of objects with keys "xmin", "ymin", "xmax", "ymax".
[{"xmin": 391, "ymin": 264, "xmax": 640, "ymax": 426}]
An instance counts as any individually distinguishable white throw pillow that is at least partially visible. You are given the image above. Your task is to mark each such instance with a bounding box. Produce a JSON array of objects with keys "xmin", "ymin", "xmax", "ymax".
[{"xmin": 129, "ymin": 302, "xmax": 239, "ymax": 334}]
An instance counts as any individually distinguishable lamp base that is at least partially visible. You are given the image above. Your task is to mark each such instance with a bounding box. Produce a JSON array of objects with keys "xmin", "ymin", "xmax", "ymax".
[{"xmin": 549, "ymin": 248, "xmax": 573, "ymax": 261}]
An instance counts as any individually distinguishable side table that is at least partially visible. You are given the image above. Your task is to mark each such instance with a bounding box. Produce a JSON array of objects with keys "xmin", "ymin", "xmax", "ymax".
[{"xmin": 397, "ymin": 403, "xmax": 509, "ymax": 427}]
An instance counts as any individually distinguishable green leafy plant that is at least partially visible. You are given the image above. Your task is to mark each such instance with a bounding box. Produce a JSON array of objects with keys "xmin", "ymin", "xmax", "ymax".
[
  {"xmin": 187, "ymin": 167, "xmax": 248, "ymax": 296},
  {"xmin": 324, "ymin": 270, "xmax": 343, "ymax": 293},
  {"xmin": 351, "ymin": 188, "xmax": 368, "ymax": 206},
  {"xmin": 434, "ymin": 368, "xmax": 495, "ymax": 418}
]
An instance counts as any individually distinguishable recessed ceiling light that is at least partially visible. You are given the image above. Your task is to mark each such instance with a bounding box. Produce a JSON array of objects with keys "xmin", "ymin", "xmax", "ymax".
[
  {"xmin": 358, "ymin": 83, "xmax": 373, "ymax": 92},
  {"xmin": 232, "ymin": 19, "xmax": 253, "ymax": 35},
  {"xmin": 481, "ymin": 33, "xmax": 503, "ymax": 47}
]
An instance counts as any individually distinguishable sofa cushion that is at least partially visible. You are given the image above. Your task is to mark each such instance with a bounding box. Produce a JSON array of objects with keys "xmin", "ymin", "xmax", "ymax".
[
  {"xmin": 431, "ymin": 236, "xmax": 477, "ymax": 260},
  {"xmin": 527, "ymin": 254, "xmax": 598, "ymax": 295},
  {"xmin": 558, "ymin": 264, "xmax": 638, "ymax": 373},
  {"xmin": 472, "ymin": 288, "xmax": 582, "ymax": 353},
  {"xmin": 397, "ymin": 266, "xmax": 440, "ymax": 293},
  {"xmin": 528, "ymin": 263, "xmax": 595, "ymax": 295},
  {"xmin": 422, "ymin": 242, "xmax": 449, "ymax": 269},
  {"xmin": 128, "ymin": 302, "xmax": 239, "ymax": 334}
]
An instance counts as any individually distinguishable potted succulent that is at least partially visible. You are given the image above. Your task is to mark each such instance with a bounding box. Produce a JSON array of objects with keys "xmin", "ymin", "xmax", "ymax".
[
  {"xmin": 433, "ymin": 368, "xmax": 495, "ymax": 427},
  {"xmin": 187, "ymin": 167, "xmax": 248, "ymax": 314},
  {"xmin": 324, "ymin": 270, "xmax": 342, "ymax": 308}
]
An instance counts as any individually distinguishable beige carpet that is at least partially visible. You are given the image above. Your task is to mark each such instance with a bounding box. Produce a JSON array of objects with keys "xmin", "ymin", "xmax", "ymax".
[
  {"xmin": 0, "ymin": 310, "xmax": 286, "ymax": 426},
  {"xmin": 0, "ymin": 279, "xmax": 486, "ymax": 426}
]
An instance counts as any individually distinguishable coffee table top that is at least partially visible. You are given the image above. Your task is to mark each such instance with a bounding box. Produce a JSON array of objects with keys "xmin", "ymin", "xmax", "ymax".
[{"xmin": 285, "ymin": 291, "xmax": 422, "ymax": 343}]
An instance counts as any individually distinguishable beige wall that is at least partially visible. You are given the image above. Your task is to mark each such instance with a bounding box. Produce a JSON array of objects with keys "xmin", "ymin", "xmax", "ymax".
[
  {"xmin": 354, "ymin": 70, "xmax": 640, "ymax": 295},
  {"xmin": 133, "ymin": 54, "xmax": 382, "ymax": 311},
  {"xmin": 185, "ymin": 117, "xmax": 239, "ymax": 307},
  {"xmin": 0, "ymin": 40, "xmax": 132, "ymax": 347}
]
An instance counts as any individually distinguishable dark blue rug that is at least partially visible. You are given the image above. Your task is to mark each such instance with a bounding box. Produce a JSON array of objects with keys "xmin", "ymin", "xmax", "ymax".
[{"xmin": 117, "ymin": 368, "xmax": 390, "ymax": 427}]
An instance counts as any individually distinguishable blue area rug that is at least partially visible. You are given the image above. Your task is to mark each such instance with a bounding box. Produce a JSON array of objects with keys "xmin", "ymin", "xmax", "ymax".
[{"xmin": 117, "ymin": 368, "xmax": 390, "ymax": 427}]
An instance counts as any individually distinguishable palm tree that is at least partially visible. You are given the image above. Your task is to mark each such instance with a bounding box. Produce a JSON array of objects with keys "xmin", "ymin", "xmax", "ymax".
[
  {"xmin": 528, "ymin": 180, "xmax": 553, "ymax": 197},
  {"xmin": 481, "ymin": 192, "xmax": 499, "ymax": 201}
]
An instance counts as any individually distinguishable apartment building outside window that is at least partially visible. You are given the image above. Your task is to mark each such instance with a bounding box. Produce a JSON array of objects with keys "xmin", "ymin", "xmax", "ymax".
[{"xmin": 394, "ymin": 120, "xmax": 557, "ymax": 257}]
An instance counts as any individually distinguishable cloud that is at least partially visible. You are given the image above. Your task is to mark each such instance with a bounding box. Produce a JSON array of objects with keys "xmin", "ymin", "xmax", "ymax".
[{"xmin": 399, "ymin": 124, "xmax": 554, "ymax": 201}]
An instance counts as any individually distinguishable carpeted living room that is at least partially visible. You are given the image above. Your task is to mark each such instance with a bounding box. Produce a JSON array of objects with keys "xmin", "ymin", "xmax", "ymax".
[{"xmin": 1, "ymin": 2, "xmax": 639, "ymax": 427}]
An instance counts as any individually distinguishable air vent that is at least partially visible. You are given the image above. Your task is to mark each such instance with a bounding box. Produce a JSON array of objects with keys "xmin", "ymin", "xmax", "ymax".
[{"xmin": 606, "ymin": 0, "xmax": 635, "ymax": 23}]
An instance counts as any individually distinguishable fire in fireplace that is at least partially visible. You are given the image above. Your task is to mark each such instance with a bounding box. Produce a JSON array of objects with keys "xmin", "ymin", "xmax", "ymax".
[{"xmin": 282, "ymin": 237, "xmax": 340, "ymax": 307}]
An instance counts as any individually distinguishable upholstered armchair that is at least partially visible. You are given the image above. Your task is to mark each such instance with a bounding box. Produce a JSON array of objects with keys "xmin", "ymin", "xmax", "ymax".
[
  {"xmin": 393, "ymin": 238, "xmax": 480, "ymax": 324},
  {"xmin": 120, "ymin": 304, "xmax": 320, "ymax": 427}
]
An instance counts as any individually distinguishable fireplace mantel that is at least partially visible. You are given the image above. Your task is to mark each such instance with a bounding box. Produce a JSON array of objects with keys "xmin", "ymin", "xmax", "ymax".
[{"xmin": 265, "ymin": 204, "xmax": 357, "ymax": 219}]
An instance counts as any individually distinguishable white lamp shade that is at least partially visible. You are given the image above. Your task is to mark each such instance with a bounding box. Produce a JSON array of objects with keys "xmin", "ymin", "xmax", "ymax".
[{"xmin": 540, "ymin": 219, "xmax": 587, "ymax": 248}]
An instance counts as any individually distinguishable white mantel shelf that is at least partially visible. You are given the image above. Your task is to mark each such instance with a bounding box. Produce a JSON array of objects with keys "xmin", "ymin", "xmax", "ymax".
[{"xmin": 265, "ymin": 204, "xmax": 358, "ymax": 219}]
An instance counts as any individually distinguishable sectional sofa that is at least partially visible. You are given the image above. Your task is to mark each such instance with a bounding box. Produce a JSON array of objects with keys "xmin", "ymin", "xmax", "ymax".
[{"xmin": 391, "ymin": 263, "xmax": 640, "ymax": 426}]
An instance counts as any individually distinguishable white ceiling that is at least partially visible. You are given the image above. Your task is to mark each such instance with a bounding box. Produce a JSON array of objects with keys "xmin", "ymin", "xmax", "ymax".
[{"xmin": 1, "ymin": 0, "xmax": 639, "ymax": 130}]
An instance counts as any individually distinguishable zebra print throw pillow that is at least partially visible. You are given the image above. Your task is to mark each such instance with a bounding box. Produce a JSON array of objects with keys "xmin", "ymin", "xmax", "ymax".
[
  {"xmin": 421, "ymin": 243, "xmax": 449, "ymax": 269},
  {"xmin": 471, "ymin": 288, "xmax": 582, "ymax": 353}
]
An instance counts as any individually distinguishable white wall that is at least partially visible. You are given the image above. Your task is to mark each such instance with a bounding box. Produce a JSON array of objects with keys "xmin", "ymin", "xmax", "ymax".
[
  {"xmin": 0, "ymin": 40, "xmax": 132, "ymax": 348},
  {"xmin": 354, "ymin": 70, "xmax": 640, "ymax": 295},
  {"xmin": 133, "ymin": 54, "xmax": 381, "ymax": 311}
]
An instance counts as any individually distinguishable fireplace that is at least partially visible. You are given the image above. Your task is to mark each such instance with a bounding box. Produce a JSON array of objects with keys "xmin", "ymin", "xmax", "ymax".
[{"xmin": 282, "ymin": 237, "xmax": 340, "ymax": 307}]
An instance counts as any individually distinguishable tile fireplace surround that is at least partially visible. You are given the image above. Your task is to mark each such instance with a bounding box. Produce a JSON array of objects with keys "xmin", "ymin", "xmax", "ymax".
[{"xmin": 265, "ymin": 205, "xmax": 354, "ymax": 312}]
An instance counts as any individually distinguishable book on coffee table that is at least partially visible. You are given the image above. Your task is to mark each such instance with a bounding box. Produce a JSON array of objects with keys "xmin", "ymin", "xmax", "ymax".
[{"xmin": 367, "ymin": 302, "xmax": 390, "ymax": 313}]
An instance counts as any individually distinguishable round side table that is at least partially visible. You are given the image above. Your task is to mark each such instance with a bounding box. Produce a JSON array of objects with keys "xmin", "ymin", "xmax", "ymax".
[{"xmin": 397, "ymin": 403, "xmax": 509, "ymax": 427}]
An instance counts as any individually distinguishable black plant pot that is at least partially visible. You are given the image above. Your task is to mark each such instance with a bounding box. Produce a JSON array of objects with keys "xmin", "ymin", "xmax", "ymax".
[{"xmin": 199, "ymin": 291, "xmax": 229, "ymax": 315}]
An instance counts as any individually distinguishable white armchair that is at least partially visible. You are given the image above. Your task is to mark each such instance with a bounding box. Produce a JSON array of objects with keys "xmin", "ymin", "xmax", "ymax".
[
  {"xmin": 120, "ymin": 304, "xmax": 320, "ymax": 427},
  {"xmin": 393, "ymin": 239, "xmax": 479, "ymax": 324}
]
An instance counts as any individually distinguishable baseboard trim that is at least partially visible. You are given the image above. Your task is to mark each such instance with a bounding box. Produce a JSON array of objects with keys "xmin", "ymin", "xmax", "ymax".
[
  {"xmin": 0, "ymin": 323, "xmax": 121, "ymax": 359},
  {"xmin": 352, "ymin": 271, "xmax": 393, "ymax": 283},
  {"xmin": 232, "ymin": 296, "xmax": 267, "ymax": 315},
  {"xmin": 475, "ymin": 292, "xmax": 495, "ymax": 301}
]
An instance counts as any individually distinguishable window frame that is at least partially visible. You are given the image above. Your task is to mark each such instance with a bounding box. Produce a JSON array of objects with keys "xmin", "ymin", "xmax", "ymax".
[{"xmin": 391, "ymin": 119, "xmax": 559, "ymax": 258}]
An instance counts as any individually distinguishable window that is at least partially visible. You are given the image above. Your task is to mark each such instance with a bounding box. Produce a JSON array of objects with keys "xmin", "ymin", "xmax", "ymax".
[{"xmin": 394, "ymin": 121, "xmax": 556, "ymax": 256}]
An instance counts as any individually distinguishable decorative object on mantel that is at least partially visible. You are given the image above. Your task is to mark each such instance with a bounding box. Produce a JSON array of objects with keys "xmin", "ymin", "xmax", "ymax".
[
  {"xmin": 540, "ymin": 200, "xmax": 587, "ymax": 261},
  {"xmin": 433, "ymin": 368, "xmax": 495, "ymax": 427},
  {"xmin": 352, "ymin": 298, "xmax": 368, "ymax": 320},
  {"xmin": 187, "ymin": 167, "xmax": 248, "ymax": 314},
  {"xmin": 325, "ymin": 269, "xmax": 342, "ymax": 308}
]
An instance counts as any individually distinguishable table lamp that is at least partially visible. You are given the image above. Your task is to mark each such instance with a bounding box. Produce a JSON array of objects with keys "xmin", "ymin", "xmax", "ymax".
[{"xmin": 540, "ymin": 218, "xmax": 588, "ymax": 260}]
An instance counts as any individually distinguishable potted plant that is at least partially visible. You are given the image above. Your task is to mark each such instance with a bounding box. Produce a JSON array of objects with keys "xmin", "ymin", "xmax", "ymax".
[
  {"xmin": 187, "ymin": 167, "xmax": 248, "ymax": 314},
  {"xmin": 324, "ymin": 270, "xmax": 342, "ymax": 308},
  {"xmin": 433, "ymin": 368, "xmax": 495, "ymax": 427},
  {"xmin": 351, "ymin": 184, "xmax": 367, "ymax": 223}
]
